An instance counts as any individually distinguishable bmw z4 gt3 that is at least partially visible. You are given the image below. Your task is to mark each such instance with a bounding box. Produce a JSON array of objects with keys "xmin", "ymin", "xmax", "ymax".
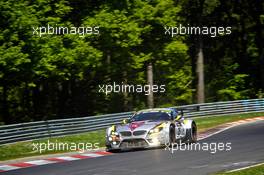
[{"xmin": 105, "ymin": 108, "xmax": 197, "ymax": 151}]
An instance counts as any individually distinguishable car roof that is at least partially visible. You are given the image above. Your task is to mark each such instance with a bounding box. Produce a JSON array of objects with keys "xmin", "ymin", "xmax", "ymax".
[{"xmin": 137, "ymin": 108, "xmax": 176, "ymax": 113}]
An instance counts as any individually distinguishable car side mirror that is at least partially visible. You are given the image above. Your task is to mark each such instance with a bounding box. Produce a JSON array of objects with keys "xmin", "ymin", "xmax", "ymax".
[{"xmin": 122, "ymin": 119, "xmax": 130, "ymax": 124}]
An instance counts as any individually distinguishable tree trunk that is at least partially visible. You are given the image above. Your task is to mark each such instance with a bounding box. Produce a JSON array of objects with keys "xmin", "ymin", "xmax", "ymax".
[
  {"xmin": 123, "ymin": 69, "xmax": 129, "ymax": 111},
  {"xmin": 196, "ymin": 39, "xmax": 205, "ymax": 103},
  {"xmin": 254, "ymin": 2, "xmax": 264, "ymax": 90},
  {"xmin": 106, "ymin": 51, "xmax": 111, "ymax": 83},
  {"xmin": 260, "ymin": 49, "xmax": 264, "ymax": 90},
  {"xmin": 147, "ymin": 62, "xmax": 154, "ymax": 108},
  {"xmin": 2, "ymin": 80, "xmax": 10, "ymax": 124}
]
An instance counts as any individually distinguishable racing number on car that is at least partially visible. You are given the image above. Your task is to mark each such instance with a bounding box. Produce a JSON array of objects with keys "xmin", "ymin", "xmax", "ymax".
[
  {"xmin": 176, "ymin": 127, "xmax": 184, "ymax": 137},
  {"xmin": 176, "ymin": 127, "xmax": 180, "ymax": 137}
]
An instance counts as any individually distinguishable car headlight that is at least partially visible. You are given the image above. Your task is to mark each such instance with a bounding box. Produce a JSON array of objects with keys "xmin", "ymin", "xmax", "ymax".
[
  {"xmin": 111, "ymin": 131, "xmax": 119, "ymax": 136},
  {"xmin": 109, "ymin": 133, "xmax": 120, "ymax": 142},
  {"xmin": 149, "ymin": 126, "xmax": 163, "ymax": 134},
  {"xmin": 149, "ymin": 123, "xmax": 166, "ymax": 134}
]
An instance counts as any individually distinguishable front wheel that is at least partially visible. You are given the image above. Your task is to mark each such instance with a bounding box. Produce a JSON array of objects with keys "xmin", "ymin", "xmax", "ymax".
[
  {"xmin": 106, "ymin": 146, "xmax": 121, "ymax": 153},
  {"xmin": 169, "ymin": 125, "xmax": 176, "ymax": 145}
]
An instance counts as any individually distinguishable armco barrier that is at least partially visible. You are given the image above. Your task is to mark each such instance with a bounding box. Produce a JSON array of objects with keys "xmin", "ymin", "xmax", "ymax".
[{"xmin": 0, "ymin": 98, "xmax": 264, "ymax": 145}]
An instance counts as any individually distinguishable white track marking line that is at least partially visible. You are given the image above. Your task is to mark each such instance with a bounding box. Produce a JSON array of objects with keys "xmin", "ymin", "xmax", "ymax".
[
  {"xmin": 55, "ymin": 156, "xmax": 80, "ymax": 161},
  {"xmin": 0, "ymin": 165, "xmax": 20, "ymax": 171},
  {"xmin": 198, "ymin": 117, "xmax": 264, "ymax": 141},
  {"xmin": 198, "ymin": 126, "xmax": 233, "ymax": 141},
  {"xmin": 25, "ymin": 160, "xmax": 54, "ymax": 165},
  {"xmin": 81, "ymin": 153, "xmax": 104, "ymax": 157},
  {"xmin": 227, "ymin": 162, "xmax": 264, "ymax": 172}
]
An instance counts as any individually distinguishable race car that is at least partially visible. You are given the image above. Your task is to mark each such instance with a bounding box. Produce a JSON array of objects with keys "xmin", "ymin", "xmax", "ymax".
[{"xmin": 105, "ymin": 107, "xmax": 197, "ymax": 151}]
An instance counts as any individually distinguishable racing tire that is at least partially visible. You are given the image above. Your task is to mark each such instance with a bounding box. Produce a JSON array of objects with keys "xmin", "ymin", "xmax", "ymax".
[
  {"xmin": 169, "ymin": 125, "xmax": 176, "ymax": 146},
  {"xmin": 106, "ymin": 146, "xmax": 120, "ymax": 153},
  {"xmin": 184, "ymin": 122, "xmax": 197, "ymax": 143}
]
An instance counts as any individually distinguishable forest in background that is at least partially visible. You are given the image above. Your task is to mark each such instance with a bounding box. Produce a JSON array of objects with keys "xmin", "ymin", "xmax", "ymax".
[{"xmin": 0, "ymin": 0, "xmax": 263, "ymax": 124}]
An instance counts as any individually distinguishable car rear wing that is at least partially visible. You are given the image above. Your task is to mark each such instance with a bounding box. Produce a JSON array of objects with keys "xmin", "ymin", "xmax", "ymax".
[{"xmin": 173, "ymin": 105, "xmax": 200, "ymax": 115}]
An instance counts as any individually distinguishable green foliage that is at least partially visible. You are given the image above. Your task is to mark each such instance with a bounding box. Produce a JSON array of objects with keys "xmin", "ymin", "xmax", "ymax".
[
  {"xmin": 217, "ymin": 74, "xmax": 249, "ymax": 100},
  {"xmin": 0, "ymin": 0, "xmax": 263, "ymax": 124},
  {"xmin": 216, "ymin": 165, "xmax": 264, "ymax": 175}
]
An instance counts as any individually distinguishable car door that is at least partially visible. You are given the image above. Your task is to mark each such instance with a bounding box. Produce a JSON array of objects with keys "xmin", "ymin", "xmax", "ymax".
[{"xmin": 175, "ymin": 121, "xmax": 185, "ymax": 139}]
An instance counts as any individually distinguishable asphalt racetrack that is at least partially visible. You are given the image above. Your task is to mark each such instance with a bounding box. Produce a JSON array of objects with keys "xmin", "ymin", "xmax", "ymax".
[{"xmin": 2, "ymin": 120, "xmax": 264, "ymax": 175}]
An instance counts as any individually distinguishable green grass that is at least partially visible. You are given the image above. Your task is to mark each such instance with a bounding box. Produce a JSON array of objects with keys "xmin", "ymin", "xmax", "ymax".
[
  {"xmin": 0, "ymin": 130, "xmax": 105, "ymax": 161},
  {"xmin": 216, "ymin": 164, "xmax": 264, "ymax": 175},
  {"xmin": 0, "ymin": 112, "xmax": 263, "ymax": 161}
]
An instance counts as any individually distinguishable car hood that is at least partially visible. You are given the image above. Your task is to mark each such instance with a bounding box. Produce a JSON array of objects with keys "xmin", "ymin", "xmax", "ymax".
[{"xmin": 116, "ymin": 121, "xmax": 164, "ymax": 132}]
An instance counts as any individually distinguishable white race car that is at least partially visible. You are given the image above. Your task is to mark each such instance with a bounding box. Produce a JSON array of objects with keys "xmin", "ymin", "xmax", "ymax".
[{"xmin": 105, "ymin": 108, "xmax": 197, "ymax": 151}]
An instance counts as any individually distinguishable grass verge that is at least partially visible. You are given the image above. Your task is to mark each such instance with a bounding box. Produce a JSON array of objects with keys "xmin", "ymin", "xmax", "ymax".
[
  {"xmin": 216, "ymin": 164, "xmax": 264, "ymax": 175},
  {"xmin": 0, "ymin": 112, "xmax": 263, "ymax": 161},
  {"xmin": 0, "ymin": 130, "xmax": 105, "ymax": 161}
]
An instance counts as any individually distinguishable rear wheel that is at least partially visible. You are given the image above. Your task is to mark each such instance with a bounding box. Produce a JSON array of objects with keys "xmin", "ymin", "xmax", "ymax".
[{"xmin": 185, "ymin": 122, "xmax": 197, "ymax": 143}]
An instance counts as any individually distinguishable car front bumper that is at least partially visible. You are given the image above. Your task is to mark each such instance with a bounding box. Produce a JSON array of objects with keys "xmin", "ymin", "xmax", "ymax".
[{"xmin": 106, "ymin": 132, "xmax": 167, "ymax": 150}]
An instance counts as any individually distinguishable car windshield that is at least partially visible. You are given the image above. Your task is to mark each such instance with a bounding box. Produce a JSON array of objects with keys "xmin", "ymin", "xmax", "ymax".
[{"xmin": 131, "ymin": 112, "xmax": 171, "ymax": 122}]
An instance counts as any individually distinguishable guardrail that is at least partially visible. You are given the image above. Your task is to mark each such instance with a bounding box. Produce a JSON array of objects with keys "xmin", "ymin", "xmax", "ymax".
[{"xmin": 0, "ymin": 98, "xmax": 264, "ymax": 145}]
